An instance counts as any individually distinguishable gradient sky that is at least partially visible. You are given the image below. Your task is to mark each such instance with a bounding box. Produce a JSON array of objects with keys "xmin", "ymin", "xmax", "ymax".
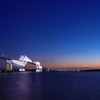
[{"xmin": 1, "ymin": 0, "xmax": 100, "ymax": 69}]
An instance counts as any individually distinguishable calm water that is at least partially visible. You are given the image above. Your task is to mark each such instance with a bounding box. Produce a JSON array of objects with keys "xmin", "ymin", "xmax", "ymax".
[{"xmin": 0, "ymin": 72, "xmax": 100, "ymax": 100}]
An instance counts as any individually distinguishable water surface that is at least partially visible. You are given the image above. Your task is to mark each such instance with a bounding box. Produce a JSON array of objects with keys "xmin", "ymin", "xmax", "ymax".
[{"xmin": 0, "ymin": 72, "xmax": 100, "ymax": 100}]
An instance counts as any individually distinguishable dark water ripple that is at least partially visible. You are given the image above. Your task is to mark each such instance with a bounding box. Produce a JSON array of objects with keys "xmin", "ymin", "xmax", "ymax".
[{"xmin": 0, "ymin": 72, "xmax": 100, "ymax": 100}]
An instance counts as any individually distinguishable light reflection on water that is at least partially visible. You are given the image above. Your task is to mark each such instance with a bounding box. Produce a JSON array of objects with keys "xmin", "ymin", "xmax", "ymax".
[
  {"xmin": 0, "ymin": 72, "xmax": 43, "ymax": 100},
  {"xmin": 10, "ymin": 72, "xmax": 32, "ymax": 100},
  {"xmin": 0, "ymin": 72, "xmax": 100, "ymax": 100}
]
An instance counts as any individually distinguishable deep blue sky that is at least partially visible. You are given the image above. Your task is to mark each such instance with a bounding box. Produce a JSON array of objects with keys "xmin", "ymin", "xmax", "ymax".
[{"xmin": 1, "ymin": 0, "xmax": 100, "ymax": 69}]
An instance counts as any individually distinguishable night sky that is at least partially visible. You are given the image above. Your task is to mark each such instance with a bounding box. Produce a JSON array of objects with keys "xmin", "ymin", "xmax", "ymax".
[{"xmin": 1, "ymin": 0, "xmax": 100, "ymax": 69}]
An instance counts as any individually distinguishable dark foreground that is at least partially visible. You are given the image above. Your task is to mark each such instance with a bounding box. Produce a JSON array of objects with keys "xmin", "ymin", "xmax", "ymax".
[{"xmin": 0, "ymin": 72, "xmax": 100, "ymax": 100}]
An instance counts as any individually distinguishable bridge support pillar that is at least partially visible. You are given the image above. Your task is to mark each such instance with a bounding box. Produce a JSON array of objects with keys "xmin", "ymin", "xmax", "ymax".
[
  {"xmin": 6, "ymin": 63, "xmax": 13, "ymax": 71},
  {"xmin": 19, "ymin": 68, "xmax": 25, "ymax": 71},
  {"xmin": 47, "ymin": 68, "xmax": 49, "ymax": 71},
  {"xmin": 36, "ymin": 69, "xmax": 42, "ymax": 72}
]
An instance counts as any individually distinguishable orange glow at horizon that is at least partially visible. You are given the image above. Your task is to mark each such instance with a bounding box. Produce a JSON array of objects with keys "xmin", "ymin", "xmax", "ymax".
[{"xmin": 40, "ymin": 60, "xmax": 100, "ymax": 68}]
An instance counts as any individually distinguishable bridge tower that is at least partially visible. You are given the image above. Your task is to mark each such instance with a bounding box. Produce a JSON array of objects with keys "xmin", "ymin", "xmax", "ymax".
[{"xmin": 6, "ymin": 60, "xmax": 13, "ymax": 71}]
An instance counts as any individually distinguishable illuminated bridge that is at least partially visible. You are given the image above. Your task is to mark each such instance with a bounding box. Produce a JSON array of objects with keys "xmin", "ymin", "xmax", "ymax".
[{"xmin": 0, "ymin": 55, "xmax": 46, "ymax": 72}]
